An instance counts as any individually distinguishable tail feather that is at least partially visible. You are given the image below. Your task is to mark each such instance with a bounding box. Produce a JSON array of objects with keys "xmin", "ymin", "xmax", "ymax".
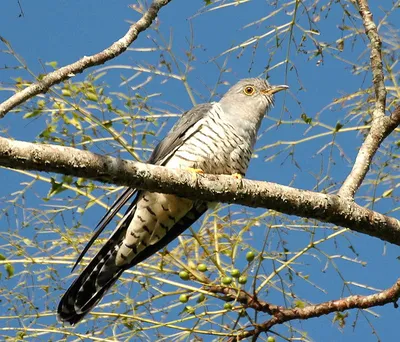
[
  {"xmin": 58, "ymin": 228, "xmax": 127, "ymax": 325},
  {"xmin": 58, "ymin": 200, "xmax": 208, "ymax": 325}
]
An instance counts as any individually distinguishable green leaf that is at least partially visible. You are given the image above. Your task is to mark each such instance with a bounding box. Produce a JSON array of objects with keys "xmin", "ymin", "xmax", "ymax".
[
  {"xmin": 48, "ymin": 177, "xmax": 66, "ymax": 198},
  {"xmin": 41, "ymin": 285, "xmax": 50, "ymax": 293},
  {"xmin": 382, "ymin": 189, "xmax": 393, "ymax": 198},
  {"xmin": 39, "ymin": 124, "xmax": 56, "ymax": 139},
  {"xmin": 62, "ymin": 175, "xmax": 73, "ymax": 185},
  {"xmin": 67, "ymin": 115, "xmax": 82, "ymax": 130},
  {"xmin": 294, "ymin": 300, "xmax": 305, "ymax": 308},
  {"xmin": 37, "ymin": 100, "xmax": 46, "ymax": 108},
  {"xmin": 62, "ymin": 89, "xmax": 72, "ymax": 97},
  {"xmin": 86, "ymin": 92, "xmax": 98, "ymax": 102},
  {"xmin": 104, "ymin": 97, "xmax": 112, "ymax": 105},
  {"xmin": 301, "ymin": 113, "xmax": 312, "ymax": 124},
  {"xmin": 23, "ymin": 109, "xmax": 42, "ymax": 119},
  {"xmin": 5, "ymin": 263, "xmax": 14, "ymax": 278},
  {"xmin": 334, "ymin": 122, "xmax": 343, "ymax": 132},
  {"xmin": 46, "ymin": 61, "xmax": 58, "ymax": 69},
  {"xmin": 333, "ymin": 312, "xmax": 348, "ymax": 328}
]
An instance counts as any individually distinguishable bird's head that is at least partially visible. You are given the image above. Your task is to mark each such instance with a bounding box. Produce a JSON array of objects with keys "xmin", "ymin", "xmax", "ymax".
[{"xmin": 219, "ymin": 78, "xmax": 288, "ymax": 122}]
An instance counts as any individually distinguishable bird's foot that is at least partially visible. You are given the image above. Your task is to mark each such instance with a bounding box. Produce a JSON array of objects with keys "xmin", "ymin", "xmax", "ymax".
[
  {"xmin": 231, "ymin": 173, "xmax": 243, "ymax": 180},
  {"xmin": 186, "ymin": 168, "xmax": 205, "ymax": 174},
  {"xmin": 185, "ymin": 167, "xmax": 205, "ymax": 181}
]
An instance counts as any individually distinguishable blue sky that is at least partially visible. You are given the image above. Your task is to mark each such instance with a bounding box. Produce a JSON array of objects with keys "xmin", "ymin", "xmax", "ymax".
[{"xmin": 0, "ymin": 1, "xmax": 399, "ymax": 341}]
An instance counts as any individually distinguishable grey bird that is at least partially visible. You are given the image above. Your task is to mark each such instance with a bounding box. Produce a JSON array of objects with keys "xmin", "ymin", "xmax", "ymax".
[{"xmin": 57, "ymin": 78, "xmax": 288, "ymax": 325}]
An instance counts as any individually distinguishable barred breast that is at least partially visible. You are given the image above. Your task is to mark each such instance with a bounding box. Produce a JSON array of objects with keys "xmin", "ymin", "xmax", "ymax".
[{"xmin": 170, "ymin": 102, "xmax": 254, "ymax": 175}]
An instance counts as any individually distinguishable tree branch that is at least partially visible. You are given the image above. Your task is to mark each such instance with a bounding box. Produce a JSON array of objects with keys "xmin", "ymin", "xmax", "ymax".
[
  {"xmin": 338, "ymin": 0, "xmax": 396, "ymax": 199},
  {"xmin": 338, "ymin": 107, "xmax": 400, "ymax": 199},
  {"xmin": 0, "ymin": 0, "xmax": 172, "ymax": 118},
  {"xmin": 356, "ymin": 0, "xmax": 386, "ymax": 113},
  {"xmin": 204, "ymin": 285, "xmax": 279, "ymax": 315},
  {"xmin": 218, "ymin": 279, "xmax": 400, "ymax": 340},
  {"xmin": 1, "ymin": 136, "xmax": 400, "ymax": 246}
]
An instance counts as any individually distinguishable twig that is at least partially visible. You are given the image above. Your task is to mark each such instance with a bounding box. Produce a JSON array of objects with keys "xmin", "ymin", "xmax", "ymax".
[
  {"xmin": 356, "ymin": 0, "xmax": 386, "ymax": 113},
  {"xmin": 204, "ymin": 285, "xmax": 280, "ymax": 314},
  {"xmin": 0, "ymin": 0, "xmax": 172, "ymax": 118},
  {"xmin": 338, "ymin": 0, "xmax": 400, "ymax": 198},
  {"xmin": 1, "ymin": 136, "xmax": 400, "ymax": 246}
]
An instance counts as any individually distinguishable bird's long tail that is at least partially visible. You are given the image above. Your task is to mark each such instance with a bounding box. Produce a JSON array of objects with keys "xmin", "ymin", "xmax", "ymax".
[
  {"xmin": 58, "ymin": 195, "xmax": 208, "ymax": 325},
  {"xmin": 57, "ymin": 229, "xmax": 126, "ymax": 325}
]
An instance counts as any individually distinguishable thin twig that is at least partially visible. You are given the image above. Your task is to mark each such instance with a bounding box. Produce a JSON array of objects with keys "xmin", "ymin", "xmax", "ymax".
[
  {"xmin": 338, "ymin": 0, "xmax": 400, "ymax": 198},
  {"xmin": 0, "ymin": 0, "xmax": 173, "ymax": 118},
  {"xmin": 204, "ymin": 285, "xmax": 279, "ymax": 315}
]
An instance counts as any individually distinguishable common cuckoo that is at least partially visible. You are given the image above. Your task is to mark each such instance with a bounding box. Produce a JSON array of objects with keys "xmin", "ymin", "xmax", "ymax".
[{"xmin": 58, "ymin": 78, "xmax": 288, "ymax": 324}]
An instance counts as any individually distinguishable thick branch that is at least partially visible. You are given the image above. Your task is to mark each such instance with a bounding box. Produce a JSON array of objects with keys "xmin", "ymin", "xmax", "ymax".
[
  {"xmin": 0, "ymin": 0, "xmax": 172, "ymax": 118},
  {"xmin": 1, "ymin": 137, "xmax": 400, "ymax": 246},
  {"xmin": 223, "ymin": 278, "xmax": 400, "ymax": 340},
  {"xmin": 338, "ymin": 0, "xmax": 395, "ymax": 199}
]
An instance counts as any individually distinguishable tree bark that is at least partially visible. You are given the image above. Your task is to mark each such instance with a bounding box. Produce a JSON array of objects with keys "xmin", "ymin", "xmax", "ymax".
[{"xmin": 1, "ymin": 136, "xmax": 400, "ymax": 246}]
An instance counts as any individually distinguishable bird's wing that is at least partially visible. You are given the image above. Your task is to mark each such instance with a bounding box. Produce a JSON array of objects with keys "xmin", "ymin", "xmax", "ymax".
[
  {"xmin": 72, "ymin": 102, "xmax": 214, "ymax": 269},
  {"xmin": 148, "ymin": 102, "xmax": 213, "ymax": 165}
]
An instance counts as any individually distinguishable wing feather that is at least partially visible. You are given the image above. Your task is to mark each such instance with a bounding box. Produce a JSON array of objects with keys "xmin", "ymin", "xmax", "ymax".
[{"xmin": 148, "ymin": 103, "xmax": 213, "ymax": 164}]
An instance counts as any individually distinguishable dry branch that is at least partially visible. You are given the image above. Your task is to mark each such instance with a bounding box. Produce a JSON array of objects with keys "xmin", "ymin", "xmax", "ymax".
[
  {"xmin": 1, "ymin": 136, "xmax": 400, "ymax": 246},
  {"xmin": 338, "ymin": 0, "xmax": 393, "ymax": 199},
  {"xmin": 215, "ymin": 279, "xmax": 400, "ymax": 340},
  {"xmin": 0, "ymin": 0, "xmax": 172, "ymax": 118}
]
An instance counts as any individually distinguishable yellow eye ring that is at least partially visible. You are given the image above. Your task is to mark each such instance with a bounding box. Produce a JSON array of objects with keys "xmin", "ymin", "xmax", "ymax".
[{"xmin": 243, "ymin": 85, "xmax": 255, "ymax": 96}]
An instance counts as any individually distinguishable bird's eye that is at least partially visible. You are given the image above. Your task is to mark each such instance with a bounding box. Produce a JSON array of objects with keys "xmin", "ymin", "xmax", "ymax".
[{"xmin": 243, "ymin": 86, "xmax": 255, "ymax": 96}]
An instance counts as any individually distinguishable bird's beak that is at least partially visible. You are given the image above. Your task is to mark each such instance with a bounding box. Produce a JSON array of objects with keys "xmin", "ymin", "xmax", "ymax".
[{"xmin": 261, "ymin": 85, "xmax": 289, "ymax": 96}]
